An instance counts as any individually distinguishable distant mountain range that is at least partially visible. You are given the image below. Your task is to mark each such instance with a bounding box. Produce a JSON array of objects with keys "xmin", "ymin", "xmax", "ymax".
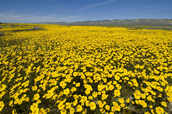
[
  {"xmin": 65, "ymin": 19, "xmax": 172, "ymax": 25},
  {"xmin": 47, "ymin": 19, "xmax": 172, "ymax": 30}
]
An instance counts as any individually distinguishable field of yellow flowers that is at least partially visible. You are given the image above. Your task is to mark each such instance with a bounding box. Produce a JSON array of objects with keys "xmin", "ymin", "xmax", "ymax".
[{"xmin": 0, "ymin": 24, "xmax": 172, "ymax": 114}]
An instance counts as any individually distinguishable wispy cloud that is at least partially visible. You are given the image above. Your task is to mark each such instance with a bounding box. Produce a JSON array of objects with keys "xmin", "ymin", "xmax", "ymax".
[
  {"xmin": 80, "ymin": 0, "xmax": 118, "ymax": 10},
  {"xmin": 0, "ymin": 13, "xmax": 80, "ymax": 22}
]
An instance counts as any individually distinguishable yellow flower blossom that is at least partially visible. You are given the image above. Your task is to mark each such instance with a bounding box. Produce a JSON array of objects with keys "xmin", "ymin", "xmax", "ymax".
[
  {"xmin": 33, "ymin": 93, "xmax": 40, "ymax": 101},
  {"xmin": 76, "ymin": 105, "xmax": 83, "ymax": 112},
  {"xmin": 155, "ymin": 107, "xmax": 165, "ymax": 114},
  {"xmin": 0, "ymin": 101, "xmax": 5, "ymax": 112},
  {"xmin": 63, "ymin": 88, "xmax": 70, "ymax": 95},
  {"xmin": 89, "ymin": 102, "xmax": 96, "ymax": 110}
]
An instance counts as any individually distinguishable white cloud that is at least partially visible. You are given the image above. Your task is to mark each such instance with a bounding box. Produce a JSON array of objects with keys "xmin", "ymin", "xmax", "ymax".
[
  {"xmin": 80, "ymin": 0, "xmax": 118, "ymax": 10},
  {"xmin": 0, "ymin": 13, "xmax": 80, "ymax": 22}
]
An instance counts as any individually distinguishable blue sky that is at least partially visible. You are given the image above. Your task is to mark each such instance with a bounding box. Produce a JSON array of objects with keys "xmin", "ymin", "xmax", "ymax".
[{"xmin": 0, "ymin": 0, "xmax": 172, "ymax": 22}]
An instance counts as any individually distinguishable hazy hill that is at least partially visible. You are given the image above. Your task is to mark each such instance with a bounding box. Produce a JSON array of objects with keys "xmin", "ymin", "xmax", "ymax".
[
  {"xmin": 52, "ymin": 19, "xmax": 172, "ymax": 30},
  {"xmin": 67, "ymin": 19, "xmax": 172, "ymax": 26}
]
